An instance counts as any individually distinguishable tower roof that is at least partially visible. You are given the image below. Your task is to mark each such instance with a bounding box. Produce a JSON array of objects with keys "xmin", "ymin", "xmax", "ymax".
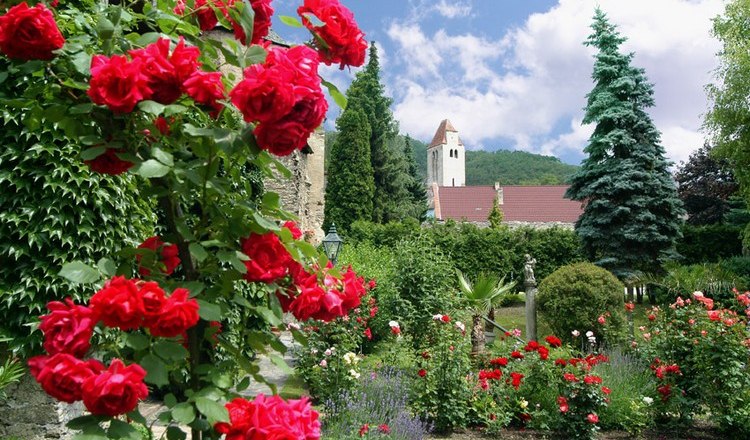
[{"xmin": 429, "ymin": 119, "xmax": 463, "ymax": 148}]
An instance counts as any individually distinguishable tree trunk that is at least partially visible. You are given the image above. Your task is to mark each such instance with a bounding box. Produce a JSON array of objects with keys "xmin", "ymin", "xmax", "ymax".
[{"xmin": 472, "ymin": 314, "xmax": 486, "ymax": 355}]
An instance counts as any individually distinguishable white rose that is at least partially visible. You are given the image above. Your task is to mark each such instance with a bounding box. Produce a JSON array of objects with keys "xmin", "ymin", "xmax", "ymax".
[
  {"xmin": 389, "ymin": 320, "xmax": 399, "ymax": 328},
  {"xmin": 349, "ymin": 369, "xmax": 360, "ymax": 379},
  {"xmin": 572, "ymin": 330, "xmax": 580, "ymax": 337},
  {"xmin": 455, "ymin": 322, "xmax": 465, "ymax": 332},
  {"xmin": 585, "ymin": 331, "xmax": 594, "ymax": 337},
  {"xmin": 433, "ymin": 314, "xmax": 444, "ymax": 321},
  {"xmin": 324, "ymin": 349, "xmax": 332, "ymax": 357},
  {"xmin": 643, "ymin": 397, "xmax": 653, "ymax": 405}
]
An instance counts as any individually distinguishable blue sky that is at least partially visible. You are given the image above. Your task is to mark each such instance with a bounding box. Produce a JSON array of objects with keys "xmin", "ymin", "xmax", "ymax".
[{"xmin": 271, "ymin": 0, "xmax": 724, "ymax": 165}]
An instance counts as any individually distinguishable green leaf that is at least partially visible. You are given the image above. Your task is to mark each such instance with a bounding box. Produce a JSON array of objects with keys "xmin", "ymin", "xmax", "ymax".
[
  {"xmin": 269, "ymin": 353, "xmax": 294, "ymax": 374},
  {"xmin": 197, "ymin": 300, "xmax": 222, "ymax": 321},
  {"xmin": 107, "ymin": 420, "xmax": 140, "ymax": 440},
  {"xmin": 96, "ymin": 16, "xmax": 115, "ymax": 40},
  {"xmin": 216, "ymin": 250, "xmax": 248, "ymax": 273},
  {"xmin": 126, "ymin": 408, "xmax": 147, "ymax": 426},
  {"xmin": 322, "ymin": 79, "xmax": 347, "ymax": 110},
  {"xmin": 96, "ymin": 257, "xmax": 117, "ymax": 277},
  {"xmin": 279, "ymin": 15, "xmax": 303, "ymax": 28},
  {"xmin": 195, "ymin": 397, "xmax": 229, "ymax": 424},
  {"xmin": 59, "ymin": 261, "xmax": 101, "ymax": 284},
  {"xmin": 80, "ymin": 146, "xmax": 107, "ymax": 161},
  {"xmin": 67, "ymin": 415, "xmax": 103, "ymax": 430},
  {"xmin": 244, "ymin": 45, "xmax": 268, "ymax": 65},
  {"xmin": 136, "ymin": 32, "xmax": 162, "ymax": 46},
  {"xmin": 164, "ymin": 393, "xmax": 178, "ymax": 408},
  {"xmin": 138, "ymin": 100, "xmax": 166, "ymax": 115},
  {"xmin": 0, "ymin": 71, "xmax": 7, "ymax": 85},
  {"xmin": 154, "ymin": 340, "xmax": 189, "ymax": 362},
  {"xmin": 301, "ymin": 12, "xmax": 325, "ymax": 27},
  {"xmin": 69, "ymin": 103, "xmax": 94, "ymax": 114},
  {"xmin": 140, "ymin": 354, "xmax": 169, "ymax": 387},
  {"xmin": 136, "ymin": 159, "xmax": 171, "ymax": 178},
  {"xmin": 124, "ymin": 332, "xmax": 149, "ymax": 351},
  {"xmin": 171, "ymin": 402, "xmax": 196, "ymax": 424},
  {"xmin": 189, "ymin": 243, "xmax": 208, "ymax": 262},
  {"xmin": 166, "ymin": 426, "xmax": 187, "ymax": 440},
  {"xmin": 236, "ymin": 376, "xmax": 250, "ymax": 392},
  {"xmin": 72, "ymin": 435, "xmax": 108, "ymax": 440},
  {"xmin": 151, "ymin": 146, "xmax": 174, "ymax": 166},
  {"xmin": 252, "ymin": 212, "xmax": 279, "ymax": 231}
]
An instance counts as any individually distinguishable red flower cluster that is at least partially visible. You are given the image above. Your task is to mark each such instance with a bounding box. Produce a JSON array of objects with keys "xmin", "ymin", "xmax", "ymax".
[
  {"xmin": 509, "ymin": 371, "xmax": 524, "ymax": 390},
  {"xmin": 137, "ymin": 236, "xmax": 181, "ymax": 276},
  {"xmin": 489, "ymin": 357, "xmax": 508, "ymax": 367},
  {"xmin": 230, "ymin": 45, "xmax": 328, "ymax": 156},
  {"xmin": 84, "ymin": 148, "xmax": 134, "ymax": 176},
  {"xmin": 241, "ymin": 231, "xmax": 295, "ymax": 283},
  {"xmin": 215, "ymin": 394, "xmax": 320, "ymax": 439},
  {"xmin": 557, "ymin": 396, "xmax": 569, "ymax": 413},
  {"xmin": 90, "ymin": 276, "xmax": 199, "ymax": 337},
  {"xmin": 583, "ymin": 375, "xmax": 603, "ymax": 385},
  {"xmin": 545, "ymin": 335, "xmax": 562, "ymax": 348},
  {"xmin": 651, "ymin": 360, "xmax": 681, "ymax": 380},
  {"xmin": 0, "ymin": 2, "xmax": 64, "ymax": 61},
  {"xmin": 174, "ymin": 0, "xmax": 272, "ymax": 45},
  {"xmin": 284, "ymin": 265, "xmax": 367, "ymax": 322},
  {"xmin": 297, "ymin": 0, "xmax": 367, "ymax": 69},
  {"xmin": 88, "ymin": 37, "xmax": 225, "ymax": 115}
]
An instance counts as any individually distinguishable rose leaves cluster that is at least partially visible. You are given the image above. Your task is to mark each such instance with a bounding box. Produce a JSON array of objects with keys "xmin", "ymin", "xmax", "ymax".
[
  {"xmin": 137, "ymin": 236, "xmax": 181, "ymax": 276},
  {"xmin": 215, "ymin": 394, "xmax": 321, "ymax": 439},
  {"xmin": 0, "ymin": 2, "xmax": 64, "ymax": 61}
]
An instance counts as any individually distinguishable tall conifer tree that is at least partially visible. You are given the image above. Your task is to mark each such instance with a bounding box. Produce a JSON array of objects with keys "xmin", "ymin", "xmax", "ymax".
[
  {"xmin": 404, "ymin": 135, "xmax": 428, "ymax": 218},
  {"xmin": 324, "ymin": 107, "xmax": 374, "ymax": 232},
  {"xmin": 346, "ymin": 43, "xmax": 403, "ymax": 223},
  {"xmin": 566, "ymin": 9, "xmax": 684, "ymax": 276}
]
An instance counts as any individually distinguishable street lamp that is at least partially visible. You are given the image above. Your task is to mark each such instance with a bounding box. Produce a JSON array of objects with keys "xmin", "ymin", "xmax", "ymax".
[{"xmin": 322, "ymin": 223, "xmax": 344, "ymax": 266}]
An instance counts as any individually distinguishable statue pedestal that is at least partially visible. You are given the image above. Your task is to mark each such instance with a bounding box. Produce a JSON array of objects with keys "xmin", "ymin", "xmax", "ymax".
[{"xmin": 525, "ymin": 280, "xmax": 537, "ymax": 342}]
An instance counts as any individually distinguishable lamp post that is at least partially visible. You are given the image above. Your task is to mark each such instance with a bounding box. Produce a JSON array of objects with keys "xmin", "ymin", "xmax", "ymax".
[{"xmin": 322, "ymin": 223, "xmax": 344, "ymax": 266}]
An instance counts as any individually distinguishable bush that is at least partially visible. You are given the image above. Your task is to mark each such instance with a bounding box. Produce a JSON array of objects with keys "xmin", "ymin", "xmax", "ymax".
[
  {"xmin": 653, "ymin": 262, "xmax": 741, "ymax": 306},
  {"xmin": 595, "ymin": 350, "xmax": 655, "ymax": 434},
  {"xmin": 677, "ymin": 224, "xmax": 743, "ymax": 264},
  {"xmin": 538, "ymin": 263, "xmax": 626, "ymax": 346},
  {"xmin": 718, "ymin": 256, "xmax": 750, "ymax": 290}
]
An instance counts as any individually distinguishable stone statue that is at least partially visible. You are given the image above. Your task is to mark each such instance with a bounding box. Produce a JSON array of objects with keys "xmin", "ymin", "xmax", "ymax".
[{"xmin": 523, "ymin": 254, "xmax": 537, "ymax": 285}]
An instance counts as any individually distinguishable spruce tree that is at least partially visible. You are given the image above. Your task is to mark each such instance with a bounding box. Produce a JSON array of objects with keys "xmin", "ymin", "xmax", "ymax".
[
  {"xmin": 346, "ymin": 43, "xmax": 404, "ymax": 223},
  {"xmin": 404, "ymin": 135, "xmax": 428, "ymax": 216},
  {"xmin": 324, "ymin": 107, "xmax": 374, "ymax": 233},
  {"xmin": 566, "ymin": 9, "xmax": 684, "ymax": 277}
]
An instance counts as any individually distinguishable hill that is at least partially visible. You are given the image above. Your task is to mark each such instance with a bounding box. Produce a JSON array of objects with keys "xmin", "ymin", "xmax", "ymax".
[{"xmin": 325, "ymin": 132, "xmax": 579, "ymax": 186}]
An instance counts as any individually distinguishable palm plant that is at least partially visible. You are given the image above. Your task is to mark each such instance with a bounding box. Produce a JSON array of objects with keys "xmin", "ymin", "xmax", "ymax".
[{"xmin": 457, "ymin": 271, "xmax": 516, "ymax": 354}]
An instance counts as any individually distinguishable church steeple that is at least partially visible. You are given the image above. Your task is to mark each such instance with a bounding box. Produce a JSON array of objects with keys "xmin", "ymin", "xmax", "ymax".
[{"xmin": 427, "ymin": 119, "xmax": 465, "ymax": 187}]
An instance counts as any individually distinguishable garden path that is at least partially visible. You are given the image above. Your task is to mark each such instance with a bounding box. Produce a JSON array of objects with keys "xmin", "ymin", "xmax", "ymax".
[{"xmin": 142, "ymin": 331, "xmax": 296, "ymax": 439}]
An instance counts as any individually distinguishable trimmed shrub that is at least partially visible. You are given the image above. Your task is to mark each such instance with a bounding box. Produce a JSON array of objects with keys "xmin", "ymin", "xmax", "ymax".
[
  {"xmin": 537, "ymin": 263, "xmax": 626, "ymax": 345},
  {"xmin": 677, "ymin": 224, "xmax": 742, "ymax": 264},
  {"xmin": 718, "ymin": 256, "xmax": 750, "ymax": 290}
]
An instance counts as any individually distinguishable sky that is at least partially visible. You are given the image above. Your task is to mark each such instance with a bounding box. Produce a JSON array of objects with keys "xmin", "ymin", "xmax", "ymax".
[{"xmin": 270, "ymin": 0, "xmax": 725, "ymax": 166}]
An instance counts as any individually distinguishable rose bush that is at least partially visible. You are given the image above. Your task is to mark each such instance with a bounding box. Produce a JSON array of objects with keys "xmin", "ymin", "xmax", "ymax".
[{"xmin": 0, "ymin": 0, "xmax": 368, "ymax": 438}]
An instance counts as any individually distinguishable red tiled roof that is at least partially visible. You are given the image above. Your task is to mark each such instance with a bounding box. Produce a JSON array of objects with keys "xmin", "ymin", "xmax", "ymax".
[
  {"xmin": 437, "ymin": 185, "xmax": 583, "ymax": 223},
  {"xmin": 429, "ymin": 119, "xmax": 463, "ymax": 148}
]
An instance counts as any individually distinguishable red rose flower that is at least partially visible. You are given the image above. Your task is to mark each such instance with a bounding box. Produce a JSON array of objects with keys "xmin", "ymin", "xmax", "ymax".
[
  {"xmin": 584, "ymin": 375, "xmax": 602, "ymax": 385},
  {"xmin": 154, "ymin": 116, "xmax": 172, "ymax": 135},
  {"xmin": 88, "ymin": 54, "xmax": 151, "ymax": 113},
  {"xmin": 283, "ymin": 220, "xmax": 303, "ymax": 239},
  {"xmin": 586, "ymin": 413, "xmax": 599, "ymax": 424},
  {"xmin": 537, "ymin": 346, "xmax": 549, "ymax": 360},
  {"xmin": 81, "ymin": 359, "xmax": 148, "ymax": 416},
  {"xmin": 363, "ymin": 327, "xmax": 372, "ymax": 340},
  {"xmin": 441, "ymin": 314, "xmax": 451, "ymax": 323},
  {"xmin": 554, "ymin": 358, "xmax": 567, "ymax": 367},
  {"xmin": 129, "ymin": 37, "xmax": 201, "ymax": 104},
  {"xmin": 39, "ymin": 299, "xmax": 95, "ymax": 358},
  {"xmin": 545, "ymin": 335, "xmax": 562, "ymax": 348},
  {"xmin": 184, "ymin": 70, "xmax": 226, "ymax": 116},
  {"xmin": 297, "ymin": 0, "xmax": 367, "ymax": 68},
  {"xmin": 358, "ymin": 424, "xmax": 369, "ymax": 437},
  {"xmin": 231, "ymin": 64, "xmax": 296, "ymax": 124},
  {"xmin": 557, "ymin": 396, "xmax": 569, "ymax": 413},
  {"xmin": 253, "ymin": 119, "xmax": 311, "ymax": 156},
  {"xmin": 0, "ymin": 2, "xmax": 65, "ymax": 60},
  {"xmin": 524, "ymin": 340, "xmax": 539, "ymax": 352},
  {"xmin": 28, "ymin": 354, "xmax": 104, "ymax": 403},
  {"xmin": 418, "ymin": 369, "xmax": 427, "ymax": 378},
  {"xmin": 214, "ymin": 394, "xmax": 320, "ymax": 440},
  {"xmin": 511, "ymin": 351, "xmax": 524, "ymax": 359},
  {"xmin": 230, "ymin": 0, "xmax": 274, "ymax": 45},
  {"xmin": 137, "ymin": 236, "xmax": 181, "ymax": 276},
  {"xmin": 563, "ymin": 373, "xmax": 578, "ymax": 382},
  {"xmin": 241, "ymin": 232, "xmax": 294, "ymax": 282},
  {"xmin": 509, "ymin": 372, "xmax": 524, "ymax": 390},
  {"xmin": 286, "ymin": 90, "xmax": 328, "ymax": 131},
  {"xmin": 89, "ymin": 276, "xmax": 144, "ymax": 330},
  {"xmin": 84, "ymin": 148, "xmax": 134, "ymax": 175},
  {"xmin": 378, "ymin": 424, "xmax": 391, "ymax": 434},
  {"xmin": 147, "ymin": 288, "xmax": 200, "ymax": 337},
  {"xmin": 139, "ymin": 281, "xmax": 166, "ymax": 327},
  {"xmin": 602, "ymin": 386, "xmax": 611, "ymax": 395}
]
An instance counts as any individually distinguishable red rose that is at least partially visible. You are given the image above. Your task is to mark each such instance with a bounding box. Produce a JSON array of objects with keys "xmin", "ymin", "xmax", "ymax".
[
  {"xmin": 147, "ymin": 288, "xmax": 200, "ymax": 338},
  {"xmin": 537, "ymin": 346, "xmax": 549, "ymax": 360},
  {"xmin": 129, "ymin": 37, "xmax": 200, "ymax": 104},
  {"xmin": 586, "ymin": 413, "xmax": 599, "ymax": 424},
  {"xmin": 138, "ymin": 281, "xmax": 166, "ymax": 327},
  {"xmin": 241, "ymin": 232, "xmax": 294, "ymax": 282},
  {"xmin": 418, "ymin": 369, "xmax": 426, "ymax": 378},
  {"xmin": 378, "ymin": 424, "xmax": 390, "ymax": 434},
  {"xmin": 287, "ymin": 92, "xmax": 328, "ymax": 131},
  {"xmin": 297, "ymin": 0, "xmax": 367, "ymax": 68},
  {"xmin": 358, "ymin": 424, "xmax": 369, "ymax": 437},
  {"xmin": 89, "ymin": 276, "xmax": 144, "ymax": 330},
  {"xmin": 557, "ymin": 396, "xmax": 569, "ymax": 413},
  {"xmin": 283, "ymin": 221, "xmax": 303, "ymax": 239},
  {"xmin": 230, "ymin": 0, "xmax": 274, "ymax": 45},
  {"xmin": 84, "ymin": 148, "xmax": 134, "ymax": 175},
  {"xmin": 81, "ymin": 359, "xmax": 148, "ymax": 416},
  {"xmin": 184, "ymin": 70, "xmax": 225, "ymax": 116},
  {"xmin": 174, "ymin": 0, "xmax": 220, "ymax": 30},
  {"xmin": 215, "ymin": 394, "xmax": 320, "ymax": 440},
  {"xmin": 441, "ymin": 314, "xmax": 451, "ymax": 323},
  {"xmin": 563, "ymin": 373, "xmax": 578, "ymax": 382},
  {"xmin": 39, "ymin": 299, "xmax": 95, "ymax": 358},
  {"xmin": 88, "ymin": 55, "xmax": 151, "ymax": 113},
  {"xmin": 554, "ymin": 358, "xmax": 567, "ymax": 367},
  {"xmin": 583, "ymin": 375, "xmax": 602, "ymax": 385},
  {"xmin": 230, "ymin": 64, "xmax": 296, "ymax": 124},
  {"xmin": 363, "ymin": 327, "xmax": 372, "ymax": 340},
  {"xmin": 28, "ymin": 354, "xmax": 104, "ymax": 403},
  {"xmin": 490, "ymin": 357, "xmax": 508, "ymax": 367},
  {"xmin": 602, "ymin": 386, "xmax": 611, "ymax": 395},
  {"xmin": 154, "ymin": 116, "xmax": 172, "ymax": 135},
  {"xmin": 545, "ymin": 335, "xmax": 562, "ymax": 348},
  {"xmin": 255, "ymin": 119, "xmax": 311, "ymax": 157},
  {"xmin": 509, "ymin": 371, "xmax": 524, "ymax": 390},
  {"xmin": 510, "ymin": 351, "xmax": 524, "ymax": 359},
  {"xmin": 137, "ymin": 236, "xmax": 181, "ymax": 276},
  {"xmin": 524, "ymin": 341, "xmax": 539, "ymax": 352},
  {"xmin": 0, "ymin": 2, "xmax": 64, "ymax": 60}
]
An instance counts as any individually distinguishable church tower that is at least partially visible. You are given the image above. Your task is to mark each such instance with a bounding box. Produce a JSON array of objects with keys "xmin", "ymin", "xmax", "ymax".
[{"xmin": 427, "ymin": 119, "xmax": 465, "ymax": 187}]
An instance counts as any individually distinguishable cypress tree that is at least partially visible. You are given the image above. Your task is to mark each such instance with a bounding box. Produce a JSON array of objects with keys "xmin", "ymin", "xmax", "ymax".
[
  {"xmin": 324, "ymin": 107, "xmax": 374, "ymax": 232},
  {"xmin": 346, "ymin": 43, "xmax": 403, "ymax": 223},
  {"xmin": 404, "ymin": 135, "xmax": 428, "ymax": 215},
  {"xmin": 488, "ymin": 198, "xmax": 504, "ymax": 229},
  {"xmin": 566, "ymin": 9, "xmax": 684, "ymax": 277}
]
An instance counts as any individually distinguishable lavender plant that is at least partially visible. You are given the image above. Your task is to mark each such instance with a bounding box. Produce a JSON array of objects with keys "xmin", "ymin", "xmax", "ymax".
[{"xmin": 324, "ymin": 367, "xmax": 431, "ymax": 439}]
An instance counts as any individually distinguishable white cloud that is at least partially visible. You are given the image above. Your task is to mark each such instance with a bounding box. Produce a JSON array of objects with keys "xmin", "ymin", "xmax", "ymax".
[
  {"xmin": 387, "ymin": 0, "xmax": 723, "ymax": 163},
  {"xmin": 434, "ymin": 0, "xmax": 472, "ymax": 19}
]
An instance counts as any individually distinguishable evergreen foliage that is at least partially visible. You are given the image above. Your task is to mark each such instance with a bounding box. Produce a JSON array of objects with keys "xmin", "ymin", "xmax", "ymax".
[
  {"xmin": 487, "ymin": 197, "xmax": 504, "ymax": 228},
  {"xmin": 566, "ymin": 9, "xmax": 684, "ymax": 277},
  {"xmin": 323, "ymin": 106, "xmax": 374, "ymax": 232},
  {"xmin": 0, "ymin": 67, "xmax": 154, "ymax": 354},
  {"xmin": 674, "ymin": 143, "xmax": 738, "ymax": 225}
]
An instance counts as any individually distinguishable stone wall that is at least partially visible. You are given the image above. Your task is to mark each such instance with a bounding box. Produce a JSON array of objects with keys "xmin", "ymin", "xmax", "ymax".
[
  {"xmin": 264, "ymin": 130, "xmax": 327, "ymax": 243},
  {"xmin": 0, "ymin": 375, "xmax": 83, "ymax": 440}
]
